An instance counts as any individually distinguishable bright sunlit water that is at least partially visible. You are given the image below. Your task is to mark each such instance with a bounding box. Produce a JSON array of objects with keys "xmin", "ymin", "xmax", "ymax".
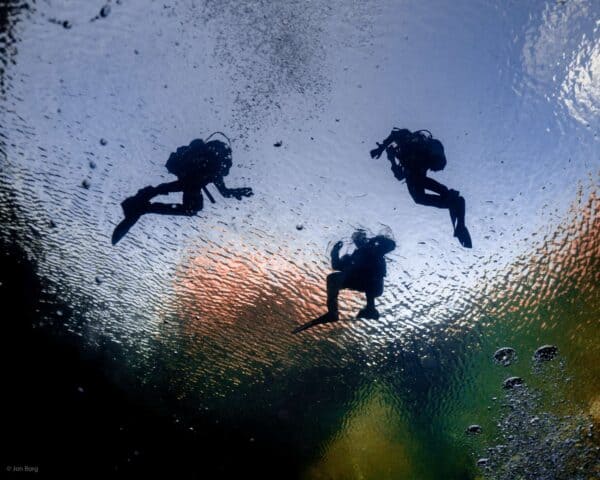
[{"xmin": 1, "ymin": 1, "xmax": 599, "ymax": 478}]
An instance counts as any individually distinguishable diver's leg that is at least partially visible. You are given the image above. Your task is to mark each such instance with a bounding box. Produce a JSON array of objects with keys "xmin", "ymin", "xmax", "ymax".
[
  {"xmin": 407, "ymin": 182, "xmax": 448, "ymax": 209},
  {"xmin": 450, "ymin": 194, "xmax": 472, "ymax": 248},
  {"xmin": 358, "ymin": 290, "xmax": 381, "ymax": 319},
  {"xmin": 143, "ymin": 203, "xmax": 188, "ymax": 215},
  {"xmin": 112, "ymin": 181, "xmax": 189, "ymax": 244},
  {"xmin": 421, "ymin": 177, "xmax": 464, "ymax": 227},
  {"xmin": 291, "ymin": 273, "xmax": 344, "ymax": 333},
  {"xmin": 451, "ymin": 193, "xmax": 465, "ymax": 228},
  {"xmin": 182, "ymin": 188, "xmax": 204, "ymax": 214},
  {"xmin": 366, "ymin": 293, "xmax": 376, "ymax": 310},
  {"xmin": 326, "ymin": 272, "xmax": 344, "ymax": 320},
  {"xmin": 421, "ymin": 177, "xmax": 451, "ymax": 196},
  {"xmin": 143, "ymin": 187, "xmax": 204, "ymax": 216},
  {"xmin": 120, "ymin": 181, "xmax": 182, "ymax": 216},
  {"xmin": 153, "ymin": 180, "xmax": 183, "ymax": 196},
  {"xmin": 407, "ymin": 179, "xmax": 472, "ymax": 247},
  {"xmin": 112, "ymin": 191, "xmax": 152, "ymax": 245}
]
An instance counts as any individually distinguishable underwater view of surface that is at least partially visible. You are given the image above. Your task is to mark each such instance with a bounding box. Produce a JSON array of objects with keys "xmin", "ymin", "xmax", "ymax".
[{"xmin": 1, "ymin": 0, "xmax": 599, "ymax": 478}]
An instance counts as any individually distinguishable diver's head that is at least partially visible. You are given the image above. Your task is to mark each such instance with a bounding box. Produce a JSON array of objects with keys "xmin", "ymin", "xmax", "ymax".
[
  {"xmin": 206, "ymin": 140, "xmax": 232, "ymax": 175},
  {"xmin": 352, "ymin": 229, "xmax": 368, "ymax": 247}
]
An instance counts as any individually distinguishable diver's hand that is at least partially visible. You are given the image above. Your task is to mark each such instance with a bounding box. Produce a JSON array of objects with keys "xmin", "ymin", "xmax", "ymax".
[
  {"xmin": 370, "ymin": 143, "xmax": 385, "ymax": 159},
  {"xmin": 231, "ymin": 187, "xmax": 253, "ymax": 200},
  {"xmin": 333, "ymin": 241, "xmax": 344, "ymax": 250},
  {"xmin": 391, "ymin": 162, "xmax": 405, "ymax": 181}
]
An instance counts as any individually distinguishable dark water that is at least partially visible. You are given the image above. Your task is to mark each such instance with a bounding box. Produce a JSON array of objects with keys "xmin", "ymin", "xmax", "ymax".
[{"xmin": 1, "ymin": 1, "xmax": 599, "ymax": 478}]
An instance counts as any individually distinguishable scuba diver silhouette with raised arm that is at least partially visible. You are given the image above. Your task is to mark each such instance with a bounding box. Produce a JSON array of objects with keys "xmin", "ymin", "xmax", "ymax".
[
  {"xmin": 112, "ymin": 132, "xmax": 253, "ymax": 244},
  {"xmin": 370, "ymin": 128, "xmax": 472, "ymax": 248},
  {"xmin": 292, "ymin": 230, "xmax": 396, "ymax": 334}
]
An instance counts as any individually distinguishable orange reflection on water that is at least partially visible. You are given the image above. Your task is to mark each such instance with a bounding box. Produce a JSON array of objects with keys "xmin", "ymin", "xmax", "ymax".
[{"xmin": 166, "ymin": 238, "xmax": 365, "ymax": 395}]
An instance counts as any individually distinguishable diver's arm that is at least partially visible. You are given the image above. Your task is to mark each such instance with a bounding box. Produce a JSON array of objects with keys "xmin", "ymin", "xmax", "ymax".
[
  {"xmin": 380, "ymin": 238, "xmax": 396, "ymax": 255},
  {"xmin": 371, "ymin": 129, "xmax": 411, "ymax": 159},
  {"xmin": 213, "ymin": 177, "xmax": 253, "ymax": 200},
  {"xmin": 390, "ymin": 159, "xmax": 405, "ymax": 181},
  {"xmin": 330, "ymin": 241, "xmax": 345, "ymax": 270},
  {"xmin": 371, "ymin": 132, "xmax": 396, "ymax": 159},
  {"xmin": 380, "ymin": 130, "xmax": 403, "ymax": 148},
  {"xmin": 370, "ymin": 237, "xmax": 397, "ymax": 256}
]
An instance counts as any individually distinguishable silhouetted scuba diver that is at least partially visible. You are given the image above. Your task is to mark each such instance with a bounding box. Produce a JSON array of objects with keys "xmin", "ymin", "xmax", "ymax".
[
  {"xmin": 292, "ymin": 230, "xmax": 396, "ymax": 334},
  {"xmin": 370, "ymin": 128, "xmax": 472, "ymax": 248},
  {"xmin": 112, "ymin": 132, "xmax": 253, "ymax": 244}
]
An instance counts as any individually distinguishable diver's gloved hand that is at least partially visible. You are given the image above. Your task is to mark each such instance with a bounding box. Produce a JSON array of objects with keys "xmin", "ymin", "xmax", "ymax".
[
  {"xmin": 331, "ymin": 241, "xmax": 344, "ymax": 255},
  {"xmin": 370, "ymin": 143, "xmax": 385, "ymax": 159},
  {"xmin": 390, "ymin": 162, "xmax": 405, "ymax": 181},
  {"xmin": 231, "ymin": 187, "xmax": 253, "ymax": 200}
]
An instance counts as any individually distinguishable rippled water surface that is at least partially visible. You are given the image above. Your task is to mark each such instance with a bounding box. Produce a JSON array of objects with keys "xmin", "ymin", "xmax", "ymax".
[{"xmin": 1, "ymin": 1, "xmax": 599, "ymax": 478}]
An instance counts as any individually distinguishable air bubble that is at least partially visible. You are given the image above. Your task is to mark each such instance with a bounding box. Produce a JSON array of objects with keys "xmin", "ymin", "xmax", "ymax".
[
  {"xmin": 533, "ymin": 345, "xmax": 558, "ymax": 362},
  {"xmin": 494, "ymin": 347, "xmax": 517, "ymax": 366},
  {"xmin": 503, "ymin": 377, "xmax": 523, "ymax": 389}
]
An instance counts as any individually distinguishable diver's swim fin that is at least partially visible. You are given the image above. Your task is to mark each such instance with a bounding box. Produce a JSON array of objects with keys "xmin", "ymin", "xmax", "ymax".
[
  {"xmin": 111, "ymin": 192, "xmax": 151, "ymax": 245},
  {"xmin": 292, "ymin": 312, "xmax": 338, "ymax": 334},
  {"xmin": 357, "ymin": 306, "xmax": 380, "ymax": 320},
  {"xmin": 449, "ymin": 207, "xmax": 458, "ymax": 231},
  {"xmin": 111, "ymin": 214, "xmax": 142, "ymax": 245},
  {"xmin": 454, "ymin": 224, "xmax": 472, "ymax": 249},
  {"xmin": 448, "ymin": 190, "xmax": 461, "ymax": 230}
]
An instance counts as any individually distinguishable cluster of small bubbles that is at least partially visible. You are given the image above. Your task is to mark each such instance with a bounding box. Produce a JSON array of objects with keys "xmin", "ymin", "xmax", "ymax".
[
  {"xmin": 480, "ymin": 387, "xmax": 599, "ymax": 479},
  {"xmin": 478, "ymin": 348, "xmax": 599, "ymax": 479}
]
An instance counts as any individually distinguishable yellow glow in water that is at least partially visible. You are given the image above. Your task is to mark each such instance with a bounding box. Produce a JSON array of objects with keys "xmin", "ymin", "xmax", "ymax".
[{"xmin": 303, "ymin": 384, "xmax": 415, "ymax": 480}]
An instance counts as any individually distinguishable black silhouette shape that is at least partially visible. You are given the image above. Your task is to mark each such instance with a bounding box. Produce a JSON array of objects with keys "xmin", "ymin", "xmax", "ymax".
[
  {"xmin": 371, "ymin": 128, "xmax": 472, "ymax": 248},
  {"xmin": 112, "ymin": 133, "xmax": 253, "ymax": 244},
  {"xmin": 292, "ymin": 230, "xmax": 396, "ymax": 334}
]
